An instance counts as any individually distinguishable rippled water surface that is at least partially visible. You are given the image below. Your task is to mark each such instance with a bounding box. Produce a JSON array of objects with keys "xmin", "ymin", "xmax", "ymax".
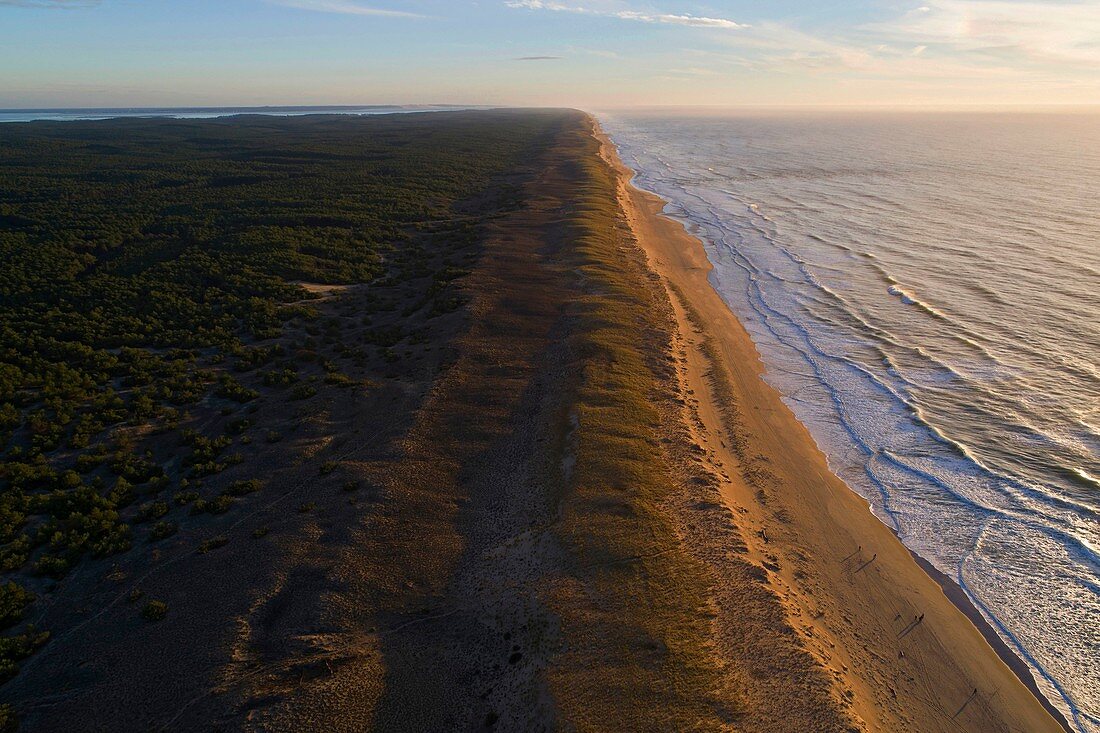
[{"xmin": 601, "ymin": 110, "xmax": 1100, "ymax": 731}]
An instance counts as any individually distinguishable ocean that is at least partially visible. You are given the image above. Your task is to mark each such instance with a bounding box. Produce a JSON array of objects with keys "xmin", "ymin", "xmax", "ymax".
[{"xmin": 600, "ymin": 109, "xmax": 1100, "ymax": 732}]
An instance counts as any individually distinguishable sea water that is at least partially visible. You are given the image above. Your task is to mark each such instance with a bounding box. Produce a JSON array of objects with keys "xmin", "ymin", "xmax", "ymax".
[{"xmin": 600, "ymin": 109, "xmax": 1100, "ymax": 732}]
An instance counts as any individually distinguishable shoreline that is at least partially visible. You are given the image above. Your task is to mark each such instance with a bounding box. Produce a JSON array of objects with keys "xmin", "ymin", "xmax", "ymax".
[
  {"xmin": 904, "ymin": 543, "xmax": 1073, "ymax": 731},
  {"xmin": 590, "ymin": 115, "xmax": 1069, "ymax": 733}
]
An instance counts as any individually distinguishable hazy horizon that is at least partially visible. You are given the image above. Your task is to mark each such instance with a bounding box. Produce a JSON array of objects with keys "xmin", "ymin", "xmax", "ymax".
[
  {"xmin": 4, "ymin": 103, "xmax": 1100, "ymax": 115},
  {"xmin": 2, "ymin": 1, "xmax": 1099, "ymax": 109}
]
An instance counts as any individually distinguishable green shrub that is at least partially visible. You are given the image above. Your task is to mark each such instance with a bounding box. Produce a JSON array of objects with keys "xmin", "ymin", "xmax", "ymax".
[
  {"xmin": 182, "ymin": 431, "xmax": 232, "ymax": 476},
  {"xmin": 75, "ymin": 451, "xmax": 108, "ymax": 473},
  {"xmin": 0, "ymin": 539, "xmax": 29, "ymax": 573},
  {"xmin": 324, "ymin": 372, "xmax": 358, "ymax": 388},
  {"xmin": 141, "ymin": 600, "xmax": 168, "ymax": 621},
  {"xmin": 192, "ymin": 494, "xmax": 233, "ymax": 515},
  {"xmin": 0, "ymin": 627, "xmax": 49, "ymax": 682},
  {"xmin": 290, "ymin": 384, "xmax": 317, "ymax": 401},
  {"xmin": 136, "ymin": 500, "xmax": 169, "ymax": 523},
  {"xmin": 33, "ymin": 555, "xmax": 71, "ymax": 579},
  {"xmin": 198, "ymin": 536, "xmax": 228, "ymax": 553},
  {"xmin": 0, "ymin": 583, "xmax": 34, "ymax": 630},
  {"xmin": 224, "ymin": 479, "xmax": 262, "ymax": 497},
  {"xmin": 261, "ymin": 367, "xmax": 298, "ymax": 387},
  {"xmin": 0, "ymin": 702, "xmax": 18, "ymax": 733},
  {"xmin": 109, "ymin": 452, "xmax": 164, "ymax": 484},
  {"xmin": 363, "ymin": 326, "xmax": 403, "ymax": 347},
  {"xmin": 149, "ymin": 521, "xmax": 177, "ymax": 541},
  {"xmin": 215, "ymin": 376, "xmax": 258, "ymax": 403},
  {"xmin": 173, "ymin": 490, "xmax": 199, "ymax": 506}
]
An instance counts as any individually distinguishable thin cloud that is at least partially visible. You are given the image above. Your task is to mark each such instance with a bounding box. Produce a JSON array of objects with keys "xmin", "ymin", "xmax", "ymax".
[
  {"xmin": 515, "ymin": 55, "xmax": 564, "ymax": 61},
  {"xmin": 505, "ymin": 1, "xmax": 746, "ymax": 30},
  {"xmin": 268, "ymin": 0, "xmax": 425, "ymax": 18},
  {"xmin": 863, "ymin": 0, "xmax": 1100, "ymax": 66},
  {"xmin": 707, "ymin": 20, "xmax": 1058, "ymax": 83},
  {"xmin": 580, "ymin": 48, "xmax": 620, "ymax": 59},
  {"xmin": 0, "ymin": 0, "xmax": 100, "ymax": 6}
]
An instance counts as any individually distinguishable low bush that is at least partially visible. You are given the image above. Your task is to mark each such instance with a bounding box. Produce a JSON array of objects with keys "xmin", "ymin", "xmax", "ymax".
[
  {"xmin": 0, "ymin": 627, "xmax": 49, "ymax": 682},
  {"xmin": 324, "ymin": 372, "xmax": 358, "ymax": 388},
  {"xmin": 149, "ymin": 521, "xmax": 177, "ymax": 541},
  {"xmin": 173, "ymin": 490, "xmax": 199, "ymax": 506},
  {"xmin": 224, "ymin": 479, "xmax": 262, "ymax": 497},
  {"xmin": 0, "ymin": 702, "xmax": 17, "ymax": 733},
  {"xmin": 191, "ymin": 494, "xmax": 233, "ymax": 516},
  {"xmin": 141, "ymin": 600, "xmax": 168, "ymax": 621},
  {"xmin": 290, "ymin": 384, "xmax": 317, "ymax": 401},
  {"xmin": 214, "ymin": 376, "xmax": 258, "ymax": 403},
  {"xmin": 261, "ymin": 367, "xmax": 298, "ymax": 387},
  {"xmin": 198, "ymin": 536, "xmax": 228, "ymax": 553},
  {"xmin": 0, "ymin": 583, "xmax": 34, "ymax": 630},
  {"xmin": 136, "ymin": 500, "xmax": 169, "ymax": 523}
]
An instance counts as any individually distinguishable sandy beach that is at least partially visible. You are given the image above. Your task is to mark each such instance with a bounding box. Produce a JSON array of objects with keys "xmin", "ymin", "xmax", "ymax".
[{"xmin": 592, "ymin": 116, "xmax": 1068, "ymax": 733}]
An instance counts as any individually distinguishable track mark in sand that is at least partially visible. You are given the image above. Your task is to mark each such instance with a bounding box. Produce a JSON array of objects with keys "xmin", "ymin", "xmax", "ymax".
[{"xmin": 377, "ymin": 609, "xmax": 460, "ymax": 636}]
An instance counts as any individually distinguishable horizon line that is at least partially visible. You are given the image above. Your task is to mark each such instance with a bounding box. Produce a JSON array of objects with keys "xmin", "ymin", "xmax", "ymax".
[{"xmin": 3, "ymin": 102, "xmax": 1100, "ymax": 115}]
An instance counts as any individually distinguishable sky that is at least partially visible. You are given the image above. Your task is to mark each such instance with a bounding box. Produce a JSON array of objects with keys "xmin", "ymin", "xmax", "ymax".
[{"xmin": 1, "ymin": 0, "xmax": 1099, "ymax": 108}]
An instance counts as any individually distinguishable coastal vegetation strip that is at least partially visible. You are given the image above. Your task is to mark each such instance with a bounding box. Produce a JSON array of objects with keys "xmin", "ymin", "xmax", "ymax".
[{"xmin": 542, "ymin": 122, "xmax": 739, "ymax": 729}]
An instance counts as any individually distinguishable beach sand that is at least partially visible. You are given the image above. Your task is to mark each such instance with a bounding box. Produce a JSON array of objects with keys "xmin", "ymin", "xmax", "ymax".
[{"xmin": 592, "ymin": 117, "xmax": 1068, "ymax": 733}]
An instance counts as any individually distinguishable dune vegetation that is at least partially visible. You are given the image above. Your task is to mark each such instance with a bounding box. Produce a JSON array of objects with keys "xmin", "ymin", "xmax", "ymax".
[{"xmin": 0, "ymin": 111, "xmax": 563, "ymax": 696}]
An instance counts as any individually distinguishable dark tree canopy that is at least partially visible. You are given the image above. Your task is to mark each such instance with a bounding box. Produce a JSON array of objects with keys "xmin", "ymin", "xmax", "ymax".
[{"xmin": 0, "ymin": 110, "xmax": 564, "ymax": 687}]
